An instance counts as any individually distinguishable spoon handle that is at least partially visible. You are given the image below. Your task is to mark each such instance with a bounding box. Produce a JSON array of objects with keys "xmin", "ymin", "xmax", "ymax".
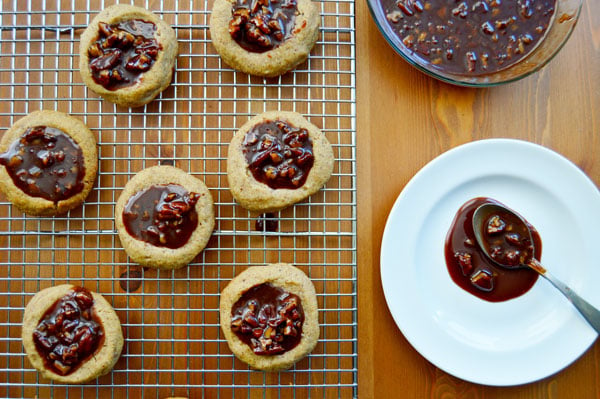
[{"xmin": 530, "ymin": 259, "xmax": 600, "ymax": 334}]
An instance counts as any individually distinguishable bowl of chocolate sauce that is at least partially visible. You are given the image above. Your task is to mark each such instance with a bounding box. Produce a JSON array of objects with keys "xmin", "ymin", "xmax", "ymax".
[{"xmin": 366, "ymin": 0, "xmax": 583, "ymax": 86}]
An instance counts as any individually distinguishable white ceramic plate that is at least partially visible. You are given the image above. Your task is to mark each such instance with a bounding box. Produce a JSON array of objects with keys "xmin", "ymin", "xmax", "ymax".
[{"xmin": 380, "ymin": 139, "xmax": 600, "ymax": 386}]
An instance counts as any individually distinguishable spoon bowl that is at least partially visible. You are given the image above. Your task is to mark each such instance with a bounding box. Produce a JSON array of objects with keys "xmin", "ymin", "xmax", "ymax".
[
  {"xmin": 472, "ymin": 203, "xmax": 537, "ymax": 270},
  {"xmin": 472, "ymin": 203, "xmax": 600, "ymax": 334}
]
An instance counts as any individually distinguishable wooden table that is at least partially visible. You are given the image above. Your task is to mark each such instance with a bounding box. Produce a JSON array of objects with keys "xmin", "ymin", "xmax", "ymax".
[{"xmin": 356, "ymin": 0, "xmax": 600, "ymax": 397}]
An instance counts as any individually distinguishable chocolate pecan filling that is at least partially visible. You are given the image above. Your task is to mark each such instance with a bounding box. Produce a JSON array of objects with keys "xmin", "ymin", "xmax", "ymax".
[
  {"xmin": 231, "ymin": 283, "xmax": 304, "ymax": 355},
  {"xmin": 382, "ymin": 0, "xmax": 556, "ymax": 75},
  {"xmin": 445, "ymin": 197, "xmax": 540, "ymax": 302},
  {"xmin": 122, "ymin": 184, "xmax": 200, "ymax": 249},
  {"xmin": 88, "ymin": 19, "xmax": 161, "ymax": 90},
  {"xmin": 229, "ymin": 0, "xmax": 298, "ymax": 53},
  {"xmin": 0, "ymin": 126, "xmax": 85, "ymax": 202},
  {"xmin": 32, "ymin": 287, "xmax": 104, "ymax": 376},
  {"xmin": 243, "ymin": 120, "xmax": 314, "ymax": 189}
]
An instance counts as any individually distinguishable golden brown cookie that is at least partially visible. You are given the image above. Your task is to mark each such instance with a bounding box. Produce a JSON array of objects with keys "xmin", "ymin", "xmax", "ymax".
[
  {"xmin": 21, "ymin": 284, "xmax": 123, "ymax": 384},
  {"xmin": 115, "ymin": 165, "xmax": 215, "ymax": 270},
  {"xmin": 227, "ymin": 110, "xmax": 334, "ymax": 212},
  {"xmin": 220, "ymin": 263, "xmax": 319, "ymax": 371},
  {"xmin": 0, "ymin": 110, "xmax": 98, "ymax": 216},
  {"xmin": 79, "ymin": 4, "xmax": 178, "ymax": 107},
  {"xmin": 210, "ymin": 0, "xmax": 320, "ymax": 77}
]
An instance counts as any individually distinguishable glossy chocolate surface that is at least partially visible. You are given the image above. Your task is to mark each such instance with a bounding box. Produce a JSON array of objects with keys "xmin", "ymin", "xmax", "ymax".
[
  {"xmin": 0, "ymin": 126, "xmax": 85, "ymax": 203},
  {"xmin": 32, "ymin": 287, "xmax": 104, "ymax": 376},
  {"xmin": 229, "ymin": 0, "xmax": 298, "ymax": 53},
  {"xmin": 380, "ymin": 0, "xmax": 556, "ymax": 75},
  {"xmin": 231, "ymin": 283, "xmax": 304, "ymax": 355},
  {"xmin": 122, "ymin": 184, "xmax": 200, "ymax": 249},
  {"xmin": 243, "ymin": 120, "xmax": 314, "ymax": 189},
  {"xmin": 88, "ymin": 19, "xmax": 160, "ymax": 90},
  {"xmin": 444, "ymin": 197, "xmax": 541, "ymax": 302}
]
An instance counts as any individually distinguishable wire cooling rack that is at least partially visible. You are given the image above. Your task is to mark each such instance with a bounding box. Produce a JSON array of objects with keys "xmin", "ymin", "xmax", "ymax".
[{"xmin": 0, "ymin": 0, "xmax": 356, "ymax": 397}]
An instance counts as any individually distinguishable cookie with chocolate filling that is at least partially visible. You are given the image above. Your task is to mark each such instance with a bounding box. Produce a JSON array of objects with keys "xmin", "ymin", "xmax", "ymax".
[
  {"xmin": 115, "ymin": 165, "xmax": 215, "ymax": 270},
  {"xmin": 220, "ymin": 263, "xmax": 319, "ymax": 371},
  {"xmin": 0, "ymin": 110, "xmax": 98, "ymax": 216},
  {"xmin": 79, "ymin": 4, "xmax": 178, "ymax": 107},
  {"xmin": 21, "ymin": 284, "xmax": 123, "ymax": 384},
  {"xmin": 210, "ymin": 0, "xmax": 320, "ymax": 77},
  {"xmin": 227, "ymin": 111, "xmax": 334, "ymax": 212}
]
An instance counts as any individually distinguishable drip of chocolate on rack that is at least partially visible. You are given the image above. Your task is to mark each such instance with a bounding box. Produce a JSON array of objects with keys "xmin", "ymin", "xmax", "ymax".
[
  {"xmin": 255, "ymin": 212, "xmax": 278, "ymax": 232},
  {"xmin": 119, "ymin": 266, "xmax": 143, "ymax": 292}
]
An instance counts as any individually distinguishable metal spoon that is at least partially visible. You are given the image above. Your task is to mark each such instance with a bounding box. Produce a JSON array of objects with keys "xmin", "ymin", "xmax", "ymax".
[{"xmin": 472, "ymin": 203, "xmax": 600, "ymax": 334}]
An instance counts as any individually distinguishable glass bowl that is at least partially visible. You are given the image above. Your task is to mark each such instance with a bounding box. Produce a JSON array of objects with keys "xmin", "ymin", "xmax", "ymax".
[{"xmin": 366, "ymin": 0, "xmax": 583, "ymax": 87}]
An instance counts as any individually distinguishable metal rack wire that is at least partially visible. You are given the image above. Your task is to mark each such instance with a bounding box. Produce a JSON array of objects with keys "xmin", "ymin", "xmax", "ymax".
[{"xmin": 0, "ymin": 0, "xmax": 356, "ymax": 397}]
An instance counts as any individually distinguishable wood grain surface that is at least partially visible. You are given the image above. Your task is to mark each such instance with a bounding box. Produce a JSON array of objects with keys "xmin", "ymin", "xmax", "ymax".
[{"xmin": 357, "ymin": 0, "xmax": 600, "ymax": 397}]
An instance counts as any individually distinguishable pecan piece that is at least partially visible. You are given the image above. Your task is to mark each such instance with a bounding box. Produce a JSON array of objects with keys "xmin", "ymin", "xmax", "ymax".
[
  {"xmin": 115, "ymin": 30, "xmax": 135, "ymax": 49},
  {"xmin": 253, "ymin": 16, "xmax": 272, "ymax": 34},
  {"xmin": 268, "ymin": 19, "xmax": 282, "ymax": 32},
  {"xmin": 470, "ymin": 269, "xmax": 494, "ymax": 292},
  {"xmin": 98, "ymin": 22, "xmax": 113, "ymax": 37},
  {"xmin": 229, "ymin": 17, "xmax": 244, "ymax": 38},
  {"xmin": 486, "ymin": 215, "xmax": 506, "ymax": 235},
  {"xmin": 89, "ymin": 49, "xmax": 122, "ymax": 72},
  {"xmin": 125, "ymin": 53, "xmax": 153, "ymax": 72},
  {"xmin": 88, "ymin": 43, "xmax": 104, "ymax": 58},
  {"xmin": 455, "ymin": 251, "xmax": 473, "ymax": 276},
  {"xmin": 246, "ymin": 25, "xmax": 272, "ymax": 48}
]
